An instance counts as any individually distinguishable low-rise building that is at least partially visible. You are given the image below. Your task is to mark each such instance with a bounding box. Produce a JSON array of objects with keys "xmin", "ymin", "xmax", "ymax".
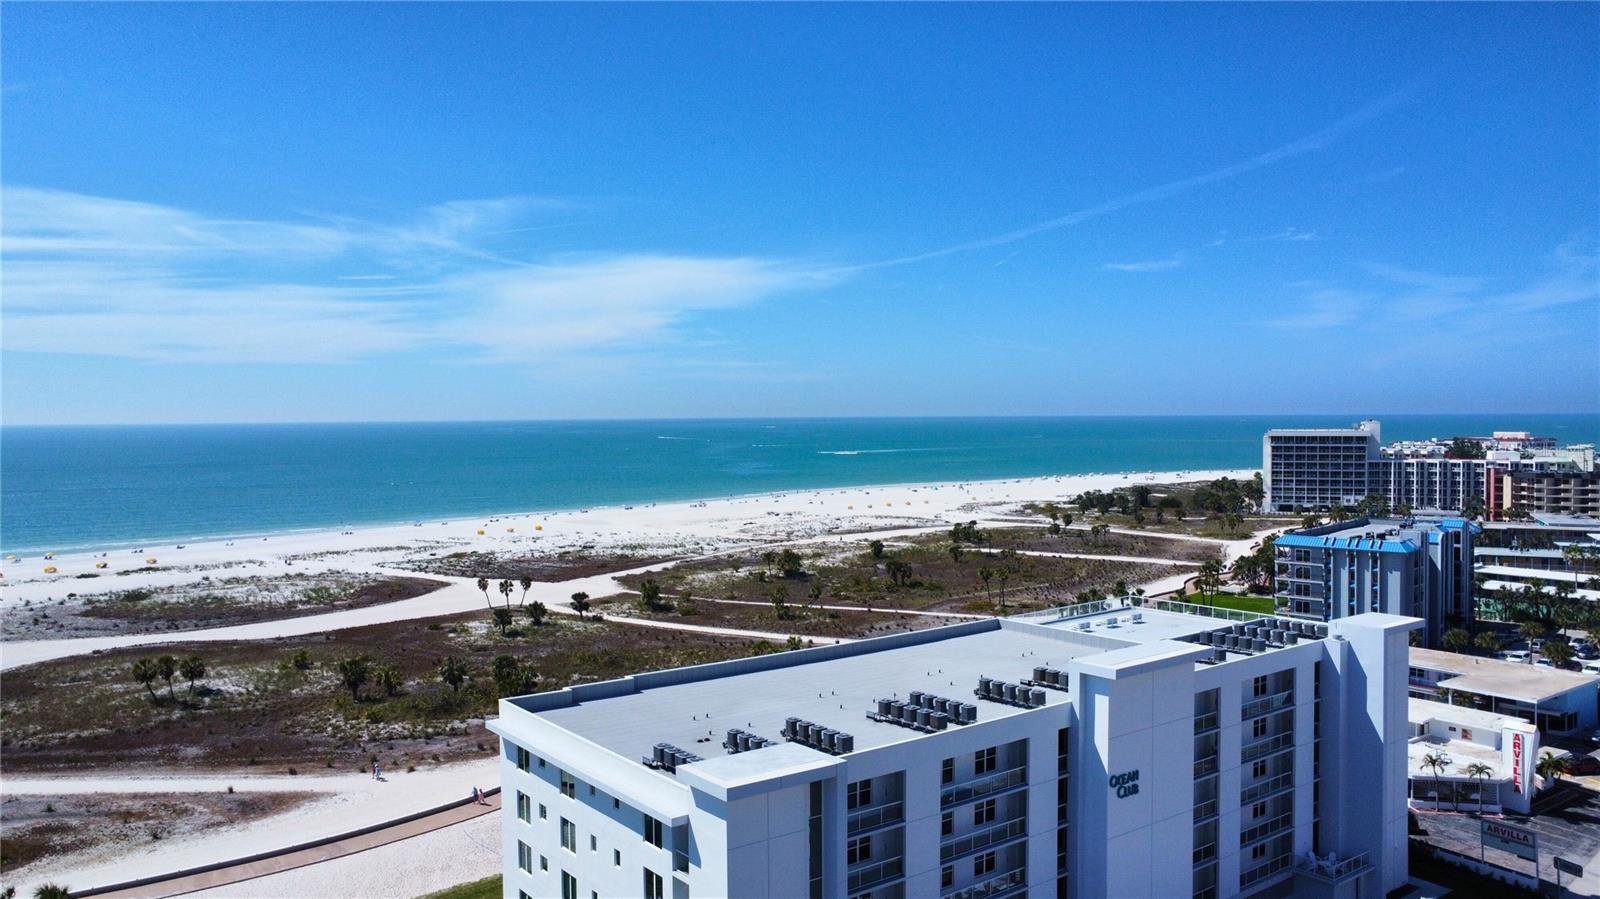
[
  {"xmin": 1407, "ymin": 647, "xmax": 1600, "ymax": 737},
  {"xmin": 491, "ymin": 605, "xmax": 1418, "ymax": 899},
  {"xmin": 1406, "ymin": 698, "xmax": 1539, "ymax": 814},
  {"xmin": 1273, "ymin": 517, "xmax": 1476, "ymax": 648}
]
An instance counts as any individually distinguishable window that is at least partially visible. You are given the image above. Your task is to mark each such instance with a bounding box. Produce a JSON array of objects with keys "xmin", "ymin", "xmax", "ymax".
[
  {"xmin": 974, "ymin": 799, "xmax": 997, "ymax": 826},
  {"xmin": 615, "ymin": 848, "xmax": 623, "ymax": 866},
  {"xmin": 974, "ymin": 851, "xmax": 997, "ymax": 876},
  {"xmin": 1251, "ymin": 843, "xmax": 1267, "ymax": 861},
  {"xmin": 942, "ymin": 866, "xmax": 954, "ymax": 889},
  {"xmin": 942, "ymin": 812, "xmax": 954, "ymax": 836},
  {"xmin": 517, "ymin": 840, "xmax": 533, "ymax": 873},
  {"xmin": 517, "ymin": 791, "xmax": 532, "ymax": 823},
  {"xmin": 1252, "ymin": 802, "xmax": 1267, "ymax": 820},
  {"xmin": 975, "ymin": 747, "xmax": 998, "ymax": 775},
  {"xmin": 614, "ymin": 797, "xmax": 621, "ymax": 809},
  {"xmin": 1252, "ymin": 760, "xmax": 1267, "ymax": 779},
  {"xmin": 589, "ymin": 785, "xmax": 597, "ymax": 797},
  {"xmin": 590, "ymin": 834, "xmax": 598, "ymax": 852},
  {"xmin": 560, "ymin": 771, "xmax": 577, "ymax": 799},
  {"xmin": 848, "ymin": 836, "xmax": 872, "ymax": 865},
  {"xmin": 942, "ymin": 757, "xmax": 955, "ymax": 784},
  {"xmin": 560, "ymin": 818, "xmax": 576, "ymax": 852},
  {"xmin": 515, "ymin": 745, "xmax": 530, "ymax": 772},
  {"xmin": 561, "ymin": 872, "xmax": 578, "ymax": 899},
  {"xmin": 1252, "ymin": 675, "xmax": 1269, "ymax": 697},
  {"xmin": 847, "ymin": 779, "xmax": 872, "ymax": 810},
  {"xmin": 644, "ymin": 815, "xmax": 664, "ymax": 848},
  {"xmin": 539, "ymin": 803, "xmax": 548, "ymax": 821},
  {"xmin": 643, "ymin": 869, "xmax": 665, "ymax": 899},
  {"xmin": 539, "ymin": 756, "xmax": 546, "ymax": 768},
  {"xmin": 1252, "ymin": 717, "xmax": 1268, "ymax": 739},
  {"xmin": 541, "ymin": 856, "xmax": 548, "ymax": 872}
]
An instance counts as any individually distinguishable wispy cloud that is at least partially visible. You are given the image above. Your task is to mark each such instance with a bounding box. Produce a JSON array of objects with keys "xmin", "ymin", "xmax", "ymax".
[
  {"xmin": 844, "ymin": 81, "xmax": 1418, "ymax": 272},
  {"xmin": 1208, "ymin": 227, "xmax": 1319, "ymax": 248},
  {"xmin": 1104, "ymin": 252, "xmax": 1185, "ymax": 273},
  {"xmin": 1266, "ymin": 236, "xmax": 1598, "ymax": 334},
  {"xmin": 1, "ymin": 187, "xmax": 835, "ymax": 364}
]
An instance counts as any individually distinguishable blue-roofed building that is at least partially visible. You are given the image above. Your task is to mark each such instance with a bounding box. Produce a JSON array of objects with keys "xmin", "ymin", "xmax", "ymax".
[{"xmin": 1274, "ymin": 517, "xmax": 1478, "ymax": 647}]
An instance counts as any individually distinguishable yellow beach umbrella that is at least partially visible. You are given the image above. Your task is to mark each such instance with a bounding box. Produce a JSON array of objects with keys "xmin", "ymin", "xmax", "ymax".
[
  {"xmin": 95, "ymin": 561, "xmax": 108, "ymax": 569},
  {"xmin": 476, "ymin": 529, "xmax": 486, "ymax": 536},
  {"xmin": 43, "ymin": 565, "xmax": 58, "ymax": 574},
  {"xmin": 535, "ymin": 524, "xmax": 543, "ymax": 531}
]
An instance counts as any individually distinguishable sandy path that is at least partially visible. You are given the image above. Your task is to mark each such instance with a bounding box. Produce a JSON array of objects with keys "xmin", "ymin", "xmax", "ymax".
[
  {"xmin": 691, "ymin": 597, "xmax": 988, "ymax": 620},
  {"xmin": 4, "ymin": 760, "xmax": 498, "ymax": 896}
]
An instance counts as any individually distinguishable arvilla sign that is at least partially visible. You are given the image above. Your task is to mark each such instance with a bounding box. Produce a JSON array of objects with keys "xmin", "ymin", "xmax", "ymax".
[
  {"xmin": 1109, "ymin": 769, "xmax": 1140, "ymax": 799},
  {"xmin": 1511, "ymin": 731, "xmax": 1525, "ymax": 794}
]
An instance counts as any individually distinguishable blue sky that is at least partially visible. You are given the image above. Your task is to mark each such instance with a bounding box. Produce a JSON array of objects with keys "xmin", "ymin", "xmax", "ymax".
[{"xmin": 3, "ymin": 3, "xmax": 1596, "ymax": 424}]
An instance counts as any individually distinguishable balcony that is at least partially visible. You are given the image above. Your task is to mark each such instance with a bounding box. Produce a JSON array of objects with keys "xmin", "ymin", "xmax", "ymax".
[
  {"xmin": 1239, "ymin": 812, "xmax": 1293, "ymax": 848},
  {"xmin": 942, "ymin": 868, "xmax": 1027, "ymax": 899},
  {"xmin": 1193, "ymin": 753, "xmax": 1219, "ymax": 777},
  {"xmin": 847, "ymin": 856, "xmax": 904, "ymax": 894},
  {"xmin": 1240, "ymin": 772, "xmax": 1294, "ymax": 804},
  {"xmin": 942, "ymin": 765, "xmax": 1027, "ymax": 807},
  {"xmin": 1192, "ymin": 798, "xmax": 1217, "ymax": 821},
  {"xmin": 1294, "ymin": 851, "xmax": 1372, "ymax": 884},
  {"xmin": 1193, "ymin": 841, "xmax": 1216, "ymax": 866},
  {"xmin": 1240, "ymin": 853, "xmax": 1292, "ymax": 888},
  {"xmin": 848, "ymin": 800, "xmax": 904, "ymax": 835},
  {"xmin": 941, "ymin": 816, "xmax": 1027, "ymax": 863},
  {"xmin": 1241, "ymin": 689, "xmax": 1295, "ymax": 720},
  {"xmin": 1241, "ymin": 732, "xmax": 1295, "ymax": 762},
  {"xmin": 1193, "ymin": 711, "xmax": 1219, "ymax": 734}
]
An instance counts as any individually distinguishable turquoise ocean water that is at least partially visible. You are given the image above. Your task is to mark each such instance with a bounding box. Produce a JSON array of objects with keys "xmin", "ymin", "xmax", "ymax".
[{"xmin": 2, "ymin": 415, "xmax": 1595, "ymax": 555}]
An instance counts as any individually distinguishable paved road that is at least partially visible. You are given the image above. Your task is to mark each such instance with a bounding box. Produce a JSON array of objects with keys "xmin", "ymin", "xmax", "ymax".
[{"xmin": 1416, "ymin": 782, "xmax": 1600, "ymax": 897}]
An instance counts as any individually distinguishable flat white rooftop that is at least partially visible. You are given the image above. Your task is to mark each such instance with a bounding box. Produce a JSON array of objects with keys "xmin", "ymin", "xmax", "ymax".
[
  {"xmin": 1411, "ymin": 647, "xmax": 1600, "ymax": 704},
  {"xmin": 1408, "ymin": 697, "xmax": 1520, "ymax": 734},
  {"xmin": 512, "ymin": 606, "xmax": 1303, "ymax": 779}
]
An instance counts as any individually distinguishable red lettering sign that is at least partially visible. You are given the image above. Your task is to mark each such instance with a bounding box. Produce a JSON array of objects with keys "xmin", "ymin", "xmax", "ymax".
[{"xmin": 1512, "ymin": 732, "xmax": 1523, "ymax": 794}]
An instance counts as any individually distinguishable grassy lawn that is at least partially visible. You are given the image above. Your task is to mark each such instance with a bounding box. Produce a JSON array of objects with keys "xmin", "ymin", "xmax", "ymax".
[
  {"xmin": 1, "ymin": 613, "xmax": 760, "ymax": 775},
  {"xmin": 617, "ymin": 533, "xmax": 1175, "ymax": 617},
  {"xmin": 596, "ymin": 597, "xmax": 949, "ymax": 639},
  {"xmin": 1185, "ymin": 593, "xmax": 1277, "ymax": 615},
  {"xmin": 421, "ymin": 875, "xmax": 501, "ymax": 899}
]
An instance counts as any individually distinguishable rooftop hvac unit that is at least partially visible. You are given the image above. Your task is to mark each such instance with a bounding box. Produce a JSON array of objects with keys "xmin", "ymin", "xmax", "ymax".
[
  {"xmin": 917, "ymin": 708, "xmax": 932, "ymax": 728},
  {"xmin": 1033, "ymin": 666, "xmax": 1049, "ymax": 683},
  {"xmin": 1252, "ymin": 638, "xmax": 1266, "ymax": 652},
  {"xmin": 1002, "ymin": 683, "xmax": 1018, "ymax": 703},
  {"xmin": 909, "ymin": 690, "xmax": 925, "ymax": 707},
  {"xmin": 785, "ymin": 717, "xmax": 801, "ymax": 739},
  {"xmin": 931, "ymin": 712, "xmax": 948, "ymax": 730},
  {"xmin": 876, "ymin": 699, "xmax": 892, "ymax": 717},
  {"xmin": 1286, "ymin": 633, "xmax": 1299, "ymax": 645},
  {"xmin": 1030, "ymin": 689, "xmax": 1047, "ymax": 707},
  {"xmin": 837, "ymin": 734, "xmax": 854, "ymax": 752},
  {"xmin": 977, "ymin": 676, "xmax": 993, "ymax": 696},
  {"xmin": 960, "ymin": 704, "xmax": 977, "ymax": 724},
  {"xmin": 1077, "ymin": 621, "xmax": 1092, "ymax": 631}
]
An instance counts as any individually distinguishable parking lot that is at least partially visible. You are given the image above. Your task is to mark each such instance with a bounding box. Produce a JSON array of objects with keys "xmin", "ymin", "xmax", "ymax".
[{"xmin": 1416, "ymin": 777, "xmax": 1600, "ymax": 896}]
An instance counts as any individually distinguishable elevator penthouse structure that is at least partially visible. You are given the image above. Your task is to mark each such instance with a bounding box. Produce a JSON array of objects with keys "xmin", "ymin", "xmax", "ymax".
[{"xmin": 490, "ymin": 604, "xmax": 1417, "ymax": 899}]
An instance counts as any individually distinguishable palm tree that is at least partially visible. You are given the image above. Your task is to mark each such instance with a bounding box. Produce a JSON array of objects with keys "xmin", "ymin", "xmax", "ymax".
[
  {"xmin": 1441, "ymin": 628, "xmax": 1470, "ymax": 653},
  {"xmin": 155, "ymin": 655, "xmax": 178, "ymax": 699},
  {"xmin": 131, "ymin": 658, "xmax": 159, "ymax": 699},
  {"xmin": 336, "ymin": 655, "xmax": 371, "ymax": 702},
  {"xmin": 977, "ymin": 567, "xmax": 994, "ymax": 604},
  {"xmin": 1465, "ymin": 762, "xmax": 1494, "ymax": 814},
  {"xmin": 570, "ymin": 592, "xmax": 591, "ymax": 619},
  {"xmin": 518, "ymin": 576, "xmax": 533, "ymax": 608},
  {"xmin": 1544, "ymin": 640, "xmax": 1575, "ymax": 669},
  {"xmin": 498, "ymin": 579, "xmax": 515, "ymax": 612},
  {"xmin": 178, "ymin": 656, "xmax": 207, "ymax": 695},
  {"xmin": 1473, "ymin": 631, "xmax": 1502, "ymax": 655},
  {"xmin": 437, "ymin": 655, "xmax": 467, "ymax": 693},
  {"xmin": 33, "ymin": 885, "xmax": 70, "ymax": 899},
  {"xmin": 476, "ymin": 577, "xmax": 491, "ymax": 609},
  {"xmin": 996, "ymin": 569, "xmax": 1011, "ymax": 613},
  {"xmin": 1537, "ymin": 752, "xmax": 1571, "ymax": 785},
  {"xmin": 526, "ymin": 601, "xmax": 548, "ymax": 627},
  {"xmin": 373, "ymin": 663, "xmax": 402, "ymax": 697},
  {"xmin": 1420, "ymin": 751, "xmax": 1450, "ymax": 808}
]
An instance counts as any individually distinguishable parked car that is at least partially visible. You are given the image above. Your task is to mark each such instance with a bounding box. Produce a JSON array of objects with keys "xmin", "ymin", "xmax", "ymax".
[
  {"xmin": 1534, "ymin": 657, "xmax": 1555, "ymax": 668},
  {"xmin": 1587, "ymin": 729, "xmax": 1600, "ymax": 745},
  {"xmin": 1584, "ymin": 660, "xmax": 1600, "ymax": 675},
  {"xmin": 1501, "ymin": 650, "xmax": 1531, "ymax": 663},
  {"xmin": 1571, "ymin": 755, "xmax": 1600, "ymax": 776}
]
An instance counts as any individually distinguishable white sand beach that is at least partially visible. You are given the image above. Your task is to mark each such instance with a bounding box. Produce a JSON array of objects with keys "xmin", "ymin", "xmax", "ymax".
[{"xmin": 0, "ymin": 466, "xmax": 1269, "ymax": 897}]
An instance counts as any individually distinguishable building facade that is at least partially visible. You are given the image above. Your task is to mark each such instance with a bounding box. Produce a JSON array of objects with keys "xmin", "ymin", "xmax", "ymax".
[
  {"xmin": 1261, "ymin": 421, "xmax": 1381, "ymax": 514},
  {"xmin": 1407, "ymin": 647, "xmax": 1599, "ymax": 737},
  {"xmin": 491, "ymin": 606, "xmax": 1418, "ymax": 899},
  {"xmin": 1263, "ymin": 420, "xmax": 1594, "ymax": 516},
  {"xmin": 1273, "ymin": 517, "xmax": 1476, "ymax": 648}
]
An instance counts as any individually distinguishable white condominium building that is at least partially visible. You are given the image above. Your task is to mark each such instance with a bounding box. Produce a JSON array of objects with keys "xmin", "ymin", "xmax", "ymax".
[
  {"xmin": 490, "ymin": 603, "xmax": 1418, "ymax": 899},
  {"xmin": 1261, "ymin": 421, "xmax": 1381, "ymax": 514}
]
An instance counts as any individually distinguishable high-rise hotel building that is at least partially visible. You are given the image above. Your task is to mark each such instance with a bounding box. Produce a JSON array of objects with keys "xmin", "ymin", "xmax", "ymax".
[{"xmin": 490, "ymin": 605, "xmax": 1416, "ymax": 899}]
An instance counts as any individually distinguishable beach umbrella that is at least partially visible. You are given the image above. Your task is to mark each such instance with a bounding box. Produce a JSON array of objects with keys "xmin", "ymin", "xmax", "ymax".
[
  {"xmin": 145, "ymin": 558, "xmax": 158, "ymax": 565},
  {"xmin": 535, "ymin": 524, "xmax": 543, "ymax": 531},
  {"xmin": 44, "ymin": 565, "xmax": 58, "ymax": 574},
  {"xmin": 476, "ymin": 529, "xmax": 485, "ymax": 536},
  {"xmin": 5, "ymin": 555, "xmax": 17, "ymax": 562},
  {"xmin": 507, "ymin": 527, "xmax": 515, "ymax": 533},
  {"xmin": 95, "ymin": 561, "xmax": 108, "ymax": 569}
]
